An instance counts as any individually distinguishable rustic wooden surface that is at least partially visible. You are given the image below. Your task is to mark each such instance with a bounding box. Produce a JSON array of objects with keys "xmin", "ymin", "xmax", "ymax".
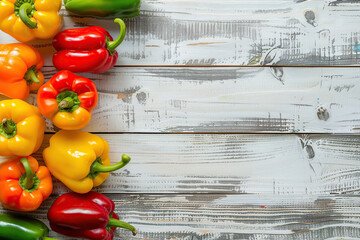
[
  {"xmin": 4, "ymin": 0, "xmax": 360, "ymax": 66},
  {"xmin": 5, "ymin": 194, "xmax": 360, "ymax": 240},
  {"xmin": 26, "ymin": 66, "xmax": 360, "ymax": 133},
  {"xmin": 1, "ymin": 0, "xmax": 360, "ymax": 239},
  {"xmin": 26, "ymin": 134, "xmax": 360, "ymax": 195}
]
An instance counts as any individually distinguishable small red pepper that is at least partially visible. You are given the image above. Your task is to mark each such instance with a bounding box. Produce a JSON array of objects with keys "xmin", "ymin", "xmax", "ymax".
[
  {"xmin": 47, "ymin": 192, "xmax": 137, "ymax": 240},
  {"xmin": 52, "ymin": 19, "xmax": 126, "ymax": 73},
  {"xmin": 37, "ymin": 70, "xmax": 98, "ymax": 130}
]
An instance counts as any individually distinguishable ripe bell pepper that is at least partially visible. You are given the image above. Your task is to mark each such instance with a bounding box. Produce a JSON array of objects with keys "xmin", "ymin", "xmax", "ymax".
[
  {"xmin": 0, "ymin": 99, "xmax": 45, "ymax": 156},
  {"xmin": 0, "ymin": 213, "xmax": 58, "ymax": 240},
  {"xmin": 37, "ymin": 70, "xmax": 98, "ymax": 130},
  {"xmin": 43, "ymin": 130, "xmax": 131, "ymax": 194},
  {"xmin": 48, "ymin": 192, "xmax": 136, "ymax": 240},
  {"xmin": 0, "ymin": 43, "xmax": 44, "ymax": 100},
  {"xmin": 64, "ymin": 0, "xmax": 141, "ymax": 19},
  {"xmin": 0, "ymin": 156, "xmax": 52, "ymax": 211},
  {"xmin": 52, "ymin": 18, "xmax": 126, "ymax": 73},
  {"xmin": 0, "ymin": 0, "xmax": 63, "ymax": 42}
]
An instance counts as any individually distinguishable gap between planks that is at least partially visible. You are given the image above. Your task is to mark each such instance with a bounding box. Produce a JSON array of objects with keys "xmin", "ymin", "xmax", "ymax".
[
  {"xmin": 44, "ymin": 132, "xmax": 360, "ymax": 135},
  {"xmin": 42, "ymin": 65, "xmax": 360, "ymax": 68}
]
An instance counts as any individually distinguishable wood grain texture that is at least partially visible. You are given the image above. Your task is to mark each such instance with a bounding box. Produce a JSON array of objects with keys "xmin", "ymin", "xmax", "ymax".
[
  {"xmin": 19, "ymin": 66, "xmax": 360, "ymax": 133},
  {"xmin": 18, "ymin": 133, "xmax": 360, "ymax": 195},
  {"xmin": 2, "ymin": 0, "xmax": 360, "ymax": 66},
  {"xmin": 2, "ymin": 194, "xmax": 360, "ymax": 239},
  {"xmin": 1, "ymin": 1, "xmax": 359, "ymax": 239}
]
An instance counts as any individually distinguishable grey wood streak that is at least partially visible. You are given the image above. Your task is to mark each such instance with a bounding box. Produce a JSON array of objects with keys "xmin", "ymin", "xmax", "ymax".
[
  {"xmin": 3, "ymin": 0, "xmax": 360, "ymax": 66},
  {"xmin": 26, "ymin": 67, "xmax": 360, "ymax": 133},
  {"xmin": 2, "ymin": 194, "xmax": 360, "ymax": 240},
  {"xmin": 30, "ymin": 134, "xmax": 360, "ymax": 195}
]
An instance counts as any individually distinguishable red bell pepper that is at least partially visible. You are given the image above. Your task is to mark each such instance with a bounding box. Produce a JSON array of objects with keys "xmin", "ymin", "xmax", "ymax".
[
  {"xmin": 52, "ymin": 19, "xmax": 126, "ymax": 73},
  {"xmin": 47, "ymin": 192, "xmax": 137, "ymax": 240},
  {"xmin": 37, "ymin": 70, "xmax": 98, "ymax": 130}
]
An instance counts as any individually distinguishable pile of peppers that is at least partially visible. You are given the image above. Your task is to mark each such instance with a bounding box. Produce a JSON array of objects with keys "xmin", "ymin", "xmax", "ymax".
[{"xmin": 0, "ymin": 0, "xmax": 141, "ymax": 239}]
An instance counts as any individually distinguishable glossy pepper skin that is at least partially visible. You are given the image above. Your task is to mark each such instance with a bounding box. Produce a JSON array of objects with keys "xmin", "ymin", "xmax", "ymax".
[
  {"xmin": 64, "ymin": 0, "xmax": 141, "ymax": 19},
  {"xmin": 0, "ymin": 156, "xmax": 52, "ymax": 211},
  {"xmin": 48, "ymin": 192, "xmax": 136, "ymax": 240},
  {"xmin": 0, "ymin": 99, "xmax": 45, "ymax": 156},
  {"xmin": 0, "ymin": 43, "xmax": 44, "ymax": 100},
  {"xmin": 0, "ymin": 213, "xmax": 58, "ymax": 240},
  {"xmin": 52, "ymin": 18, "xmax": 126, "ymax": 73},
  {"xmin": 0, "ymin": 0, "xmax": 63, "ymax": 42},
  {"xmin": 37, "ymin": 70, "xmax": 98, "ymax": 130},
  {"xmin": 43, "ymin": 130, "xmax": 131, "ymax": 194}
]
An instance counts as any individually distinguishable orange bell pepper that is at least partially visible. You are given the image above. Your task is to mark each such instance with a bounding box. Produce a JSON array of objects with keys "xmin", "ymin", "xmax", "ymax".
[
  {"xmin": 0, "ymin": 43, "xmax": 44, "ymax": 100},
  {"xmin": 0, "ymin": 156, "xmax": 53, "ymax": 211}
]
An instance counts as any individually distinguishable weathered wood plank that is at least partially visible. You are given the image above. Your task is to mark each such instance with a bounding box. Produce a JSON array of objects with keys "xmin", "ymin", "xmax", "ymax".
[
  {"xmin": 17, "ymin": 133, "xmax": 360, "ymax": 195},
  {"xmin": 3, "ymin": 194, "xmax": 360, "ymax": 239},
  {"xmin": 1, "ymin": 0, "xmax": 360, "ymax": 66},
  {"xmin": 20, "ymin": 67, "xmax": 360, "ymax": 133}
]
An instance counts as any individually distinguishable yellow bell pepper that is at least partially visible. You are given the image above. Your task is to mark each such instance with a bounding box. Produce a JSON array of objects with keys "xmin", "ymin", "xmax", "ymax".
[
  {"xmin": 0, "ymin": 0, "xmax": 63, "ymax": 42},
  {"xmin": 0, "ymin": 99, "xmax": 45, "ymax": 156},
  {"xmin": 43, "ymin": 130, "xmax": 131, "ymax": 194}
]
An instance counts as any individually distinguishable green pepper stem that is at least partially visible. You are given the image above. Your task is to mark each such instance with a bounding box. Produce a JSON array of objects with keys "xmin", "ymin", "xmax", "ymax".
[
  {"xmin": 19, "ymin": 3, "xmax": 37, "ymax": 29},
  {"xmin": 107, "ymin": 18, "xmax": 126, "ymax": 55},
  {"xmin": 58, "ymin": 97, "xmax": 75, "ymax": 110},
  {"xmin": 43, "ymin": 237, "xmax": 59, "ymax": 240},
  {"xmin": 24, "ymin": 67, "xmax": 40, "ymax": 84},
  {"xmin": 20, "ymin": 158, "xmax": 34, "ymax": 190},
  {"xmin": 92, "ymin": 154, "xmax": 131, "ymax": 173},
  {"xmin": 107, "ymin": 218, "xmax": 137, "ymax": 236},
  {"xmin": 56, "ymin": 91, "xmax": 81, "ymax": 113},
  {"xmin": 2, "ymin": 119, "xmax": 16, "ymax": 136}
]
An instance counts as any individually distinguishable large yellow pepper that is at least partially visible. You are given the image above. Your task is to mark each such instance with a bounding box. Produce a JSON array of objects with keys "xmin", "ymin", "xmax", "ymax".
[
  {"xmin": 43, "ymin": 130, "xmax": 131, "ymax": 194},
  {"xmin": 0, "ymin": 99, "xmax": 45, "ymax": 156},
  {"xmin": 0, "ymin": 0, "xmax": 63, "ymax": 42}
]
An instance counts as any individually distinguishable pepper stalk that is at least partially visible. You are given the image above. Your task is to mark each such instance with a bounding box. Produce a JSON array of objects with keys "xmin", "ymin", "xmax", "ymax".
[
  {"xmin": 107, "ymin": 18, "xmax": 126, "ymax": 55},
  {"xmin": 15, "ymin": 0, "xmax": 38, "ymax": 29},
  {"xmin": 107, "ymin": 217, "xmax": 137, "ymax": 236},
  {"xmin": 24, "ymin": 66, "xmax": 40, "ymax": 85},
  {"xmin": 0, "ymin": 119, "xmax": 17, "ymax": 139},
  {"xmin": 19, "ymin": 158, "xmax": 40, "ymax": 193},
  {"xmin": 89, "ymin": 154, "xmax": 131, "ymax": 178}
]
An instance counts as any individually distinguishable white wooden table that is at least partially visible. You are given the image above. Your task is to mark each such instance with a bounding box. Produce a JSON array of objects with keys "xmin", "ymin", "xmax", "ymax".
[{"xmin": 1, "ymin": 0, "xmax": 360, "ymax": 239}]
